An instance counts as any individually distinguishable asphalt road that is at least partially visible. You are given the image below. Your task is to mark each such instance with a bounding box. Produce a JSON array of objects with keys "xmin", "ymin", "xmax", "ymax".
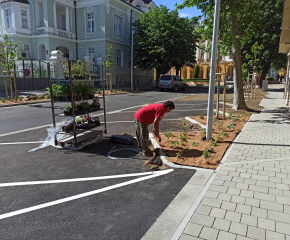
[{"xmin": 0, "ymin": 87, "xmax": 218, "ymax": 240}]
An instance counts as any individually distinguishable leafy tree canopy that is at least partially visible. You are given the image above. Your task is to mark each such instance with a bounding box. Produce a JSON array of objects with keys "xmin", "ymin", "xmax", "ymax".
[{"xmin": 133, "ymin": 6, "xmax": 199, "ymax": 81}]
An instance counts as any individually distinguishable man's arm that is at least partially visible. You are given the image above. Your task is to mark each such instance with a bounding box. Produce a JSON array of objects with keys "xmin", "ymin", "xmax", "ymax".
[{"xmin": 153, "ymin": 117, "xmax": 160, "ymax": 138}]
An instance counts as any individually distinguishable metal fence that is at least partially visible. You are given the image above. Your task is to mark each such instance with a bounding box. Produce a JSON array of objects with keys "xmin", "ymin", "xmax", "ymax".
[{"xmin": 15, "ymin": 60, "xmax": 52, "ymax": 90}]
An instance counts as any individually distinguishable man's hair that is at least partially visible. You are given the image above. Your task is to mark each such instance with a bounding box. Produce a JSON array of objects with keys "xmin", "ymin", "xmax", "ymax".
[{"xmin": 163, "ymin": 101, "xmax": 175, "ymax": 109}]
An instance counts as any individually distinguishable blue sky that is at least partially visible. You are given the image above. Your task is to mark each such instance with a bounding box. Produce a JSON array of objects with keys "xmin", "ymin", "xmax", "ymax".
[{"xmin": 153, "ymin": 0, "xmax": 202, "ymax": 18}]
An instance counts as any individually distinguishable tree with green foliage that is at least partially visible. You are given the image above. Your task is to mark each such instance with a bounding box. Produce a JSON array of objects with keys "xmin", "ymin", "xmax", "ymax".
[
  {"xmin": 133, "ymin": 6, "xmax": 198, "ymax": 86},
  {"xmin": 241, "ymin": 0, "xmax": 286, "ymax": 88},
  {"xmin": 178, "ymin": 0, "xmax": 258, "ymax": 110},
  {"xmin": 0, "ymin": 34, "xmax": 22, "ymax": 72},
  {"xmin": 193, "ymin": 65, "xmax": 200, "ymax": 78}
]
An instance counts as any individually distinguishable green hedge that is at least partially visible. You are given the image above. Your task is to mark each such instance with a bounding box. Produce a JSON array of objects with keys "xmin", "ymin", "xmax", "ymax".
[{"xmin": 266, "ymin": 77, "xmax": 275, "ymax": 81}]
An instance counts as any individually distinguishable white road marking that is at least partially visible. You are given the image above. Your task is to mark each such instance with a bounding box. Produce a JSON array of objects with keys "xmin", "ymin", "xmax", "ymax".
[
  {"xmin": 0, "ymin": 141, "xmax": 47, "ymax": 145},
  {"xmin": 185, "ymin": 117, "xmax": 206, "ymax": 129},
  {"xmin": 0, "ymin": 94, "xmax": 194, "ymax": 138},
  {"xmin": 0, "ymin": 169, "xmax": 173, "ymax": 220},
  {"xmin": 0, "ymin": 171, "xmax": 156, "ymax": 187}
]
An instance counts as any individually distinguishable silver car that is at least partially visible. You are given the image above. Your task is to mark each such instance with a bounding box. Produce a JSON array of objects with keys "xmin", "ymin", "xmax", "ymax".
[{"xmin": 158, "ymin": 75, "xmax": 186, "ymax": 92}]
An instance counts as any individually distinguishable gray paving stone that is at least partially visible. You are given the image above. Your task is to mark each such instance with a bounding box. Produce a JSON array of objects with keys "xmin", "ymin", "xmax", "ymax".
[
  {"xmin": 236, "ymin": 236, "xmax": 255, "ymax": 240},
  {"xmin": 219, "ymin": 170, "xmax": 230, "ymax": 176},
  {"xmin": 284, "ymin": 204, "xmax": 290, "ymax": 214},
  {"xmin": 269, "ymin": 176, "xmax": 282, "ymax": 183},
  {"xmin": 228, "ymin": 171, "xmax": 240, "ymax": 177},
  {"xmin": 266, "ymin": 230, "xmax": 285, "ymax": 240},
  {"xmin": 199, "ymin": 226, "xmax": 219, "ymax": 240},
  {"xmin": 228, "ymin": 187, "xmax": 241, "ymax": 196},
  {"xmin": 276, "ymin": 222, "xmax": 290, "ymax": 235},
  {"xmin": 277, "ymin": 172, "xmax": 289, "ymax": 179},
  {"xmin": 223, "ymin": 181, "xmax": 237, "ymax": 188},
  {"xmin": 249, "ymin": 185, "xmax": 268, "ymax": 194},
  {"xmin": 201, "ymin": 197, "xmax": 222, "ymax": 208},
  {"xmin": 209, "ymin": 185, "xmax": 228, "ymax": 193},
  {"xmin": 195, "ymin": 204, "xmax": 212, "ymax": 216},
  {"xmin": 282, "ymin": 190, "xmax": 290, "ymax": 198},
  {"xmin": 276, "ymin": 183, "xmax": 289, "ymax": 190},
  {"xmin": 221, "ymin": 201, "xmax": 237, "ymax": 212},
  {"xmin": 268, "ymin": 210, "xmax": 290, "ymax": 224},
  {"xmin": 256, "ymin": 180, "xmax": 276, "ymax": 188},
  {"xmin": 205, "ymin": 190, "xmax": 219, "ymax": 199},
  {"xmin": 269, "ymin": 188, "xmax": 283, "ymax": 197},
  {"xmin": 245, "ymin": 197, "xmax": 260, "ymax": 207},
  {"xmin": 253, "ymin": 165, "xmax": 264, "ymax": 171},
  {"xmin": 258, "ymin": 170, "xmax": 276, "ymax": 177},
  {"xmin": 258, "ymin": 218, "xmax": 275, "ymax": 231},
  {"xmin": 232, "ymin": 176, "xmax": 245, "ymax": 183},
  {"xmin": 216, "ymin": 175, "xmax": 233, "ymax": 181},
  {"xmin": 236, "ymin": 183, "xmax": 249, "ymax": 190},
  {"xmin": 240, "ymin": 189, "xmax": 254, "ymax": 198},
  {"xmin": 236, "ymin": 204, "xmax": 252, "ymax": 215},
  {"xmin": 247, "ymin": 169, "xmax": 258, "ymax": 175},
  {"xmin": 254, "ymin": 192, "xmax": 275, "ymax": 202},
  {"xmin": 247, "ymin": 226, "xmax": 266, "ymax": 239},
  {"xmin": 183, "ymin": 223, "xmax": 203, "ymax": 237},
  {"xmin": 179, "ymin": 234, "xmax": 200, "ymax": 240},
  {"xmin": 190, "ymin": 213, "xmax": 215, "ymax": 227},
  {"xmin": 225, "ymin": 211, "xmax": 242, "ymax": 223},
  {"xmin": 214, "ymin": 180, "xmax": 225, "ymax": 186},
  {"xmin": 213, "ymin": 218, "xmax": 231, "ymax": 232},
  {"xmin": 229, "ymin": 222, "xmax": 247, "ymax": 236},
  {"xmin": 217, "ymin": 230, "xmax": 236, "ymax": 240},
  {"xmin": 218, "ymin": 193, "xmax": 232, "ymax": 201},
  {"xmin": 251, "ymin": 174, "xmax": 269, "ymax": 181},
  {"xmin": 241, "ymin": 214, "xmax": 257, "ymax": 227},
  {"xmin": 251, "ymin": 207, "xmax": 267, "ymax": 218},
  {"xmin": 210, "ymin": 208, "xmax": 226, "ymax": 219},
  {"xmin": 243, "ymin": 178, "xmax": 257, "ymax": 185},
  {"xmin": 231, "ymin": 195, "xmax": 246, "ymax": 204},
  {"xmin": 276, "ymin": 196, "xmax": 290, "ymax": 205},
  {"xmin": 260, "ymin": 200, "xmax": 283, "ymax": 212},
  {"xmin": 240, "ymin": 173, "xmax": 252, "ymax": 179}
]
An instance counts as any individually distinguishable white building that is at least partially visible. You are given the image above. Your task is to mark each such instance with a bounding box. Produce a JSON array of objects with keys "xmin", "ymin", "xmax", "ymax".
[{"xmin": 0, "ymin": 0, "xmax": 156, "ymax": 90}]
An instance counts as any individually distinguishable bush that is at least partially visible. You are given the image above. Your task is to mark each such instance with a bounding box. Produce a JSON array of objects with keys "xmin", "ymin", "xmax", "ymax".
[
  {"xmin": 266, "ymin": 77, "xmax": 275, "ymax": 81},
  {"xmin": 183, "ymin": 78, "xmax": 210, "ymax": 82},
  {"xmin": 1, "ymin": 98, "xmax": 5, "ymax": 103},
  {"xmin": 18, "ymin": 97, "xmax": 22, "ymax": 101},
  {"xmin": 193, "ymin": 65, "xmax": 200, "ymax": 79}
]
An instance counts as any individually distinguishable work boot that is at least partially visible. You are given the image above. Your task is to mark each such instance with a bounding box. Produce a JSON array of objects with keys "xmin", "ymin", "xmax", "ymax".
[{"xmin": 143, "ymin": 150, "xmax": 154, "ymax": 157}]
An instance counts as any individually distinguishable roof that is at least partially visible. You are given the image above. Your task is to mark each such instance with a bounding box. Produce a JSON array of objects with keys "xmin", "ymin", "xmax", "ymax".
[
  {"xmin": 128, "ymin": 0, "xmax": 152, "ymax": 4},
  {"xmin": 0, "ymin": 0, "xmax": 29, "ymax": 4}
]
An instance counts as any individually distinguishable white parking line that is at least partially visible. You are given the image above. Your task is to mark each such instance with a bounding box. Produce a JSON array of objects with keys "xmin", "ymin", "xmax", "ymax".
[
  {"xmin": 0, "ymin": 141, "xmax": 47, "ymax": 145},
  {"xmin": 0, "ymin": 171, "xmax": 156, "ymax": 187},
  {"xmin": 0, "ymin": 169, "xmax": 173, "ymax": 220}
]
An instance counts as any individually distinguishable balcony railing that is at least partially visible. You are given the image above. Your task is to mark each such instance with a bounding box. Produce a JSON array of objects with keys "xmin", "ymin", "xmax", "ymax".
[{"xmin": 37, "ymin": 27, "xmax": 76, "ymax": 40}]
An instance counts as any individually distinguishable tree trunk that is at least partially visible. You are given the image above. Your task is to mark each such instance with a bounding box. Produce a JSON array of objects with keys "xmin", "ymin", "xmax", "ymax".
[
  {"xmin": 155, "ymin": 69, "xmax": 161, "ymax": 88},
  {"xmin": 229, "ymin": 0, "xmax": 247, "ymax": 110},
  {"xmin": 259, "ymin": 63, "xmax": 271, "ymax": 89}
]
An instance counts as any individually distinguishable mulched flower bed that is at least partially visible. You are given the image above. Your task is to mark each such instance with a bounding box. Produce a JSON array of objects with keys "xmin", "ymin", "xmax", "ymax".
[{"xmin": 156, "ymin": 113, "xmax": 251, "ymax": 169}]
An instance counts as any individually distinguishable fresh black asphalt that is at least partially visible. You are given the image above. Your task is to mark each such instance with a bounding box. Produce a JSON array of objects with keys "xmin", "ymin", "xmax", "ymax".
[{"xmin": 0, "ymin": 87, "xmax": 229, "ymax": 240}]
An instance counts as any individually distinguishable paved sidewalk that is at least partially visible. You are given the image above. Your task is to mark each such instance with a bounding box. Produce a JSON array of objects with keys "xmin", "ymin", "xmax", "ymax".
[{"xmin": 143, "ymin": 84, "xmax": 290, "ymax": 240}]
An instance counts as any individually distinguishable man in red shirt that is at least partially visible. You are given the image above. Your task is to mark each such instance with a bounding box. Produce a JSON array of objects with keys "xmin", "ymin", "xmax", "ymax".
[{"xmin": 134, "ymin": 101, "xmax": 175, "ymax": 157}]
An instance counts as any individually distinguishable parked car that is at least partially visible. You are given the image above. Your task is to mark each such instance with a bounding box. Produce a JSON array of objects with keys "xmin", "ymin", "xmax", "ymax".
[{"xmin": 158, "ymin": 75, "xmax": 186, "ymax": 92}]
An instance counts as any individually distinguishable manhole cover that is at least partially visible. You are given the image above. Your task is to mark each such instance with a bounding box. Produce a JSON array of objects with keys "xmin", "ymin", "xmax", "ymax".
[{"xmin": 108, "ymin": 148, "xmax": 141, "ymax": 160}]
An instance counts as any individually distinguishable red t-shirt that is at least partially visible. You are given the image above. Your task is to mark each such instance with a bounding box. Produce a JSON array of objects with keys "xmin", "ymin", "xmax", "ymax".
[{"xmin": 134, "ymin": 104, "xmax": 165, "ymax": 125}]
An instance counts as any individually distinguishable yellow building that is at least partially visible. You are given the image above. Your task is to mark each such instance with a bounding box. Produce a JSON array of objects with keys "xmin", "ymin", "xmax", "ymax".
[{"xmin": 167, "ymin": 39, "xmax": 234, "ymax": 81}]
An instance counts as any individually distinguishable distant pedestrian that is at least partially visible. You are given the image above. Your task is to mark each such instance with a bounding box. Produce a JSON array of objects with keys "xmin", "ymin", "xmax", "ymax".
[
  {"xmin": 277, "ymin": 74, "xmax": 280, "ymax": 84},
  {"xmin": 280, "ymin": 74, "xmax": 283, "ymax": 84},
  {"xmin": 226, "ymin": 76, "xmax": 229, "ymax": 82}
]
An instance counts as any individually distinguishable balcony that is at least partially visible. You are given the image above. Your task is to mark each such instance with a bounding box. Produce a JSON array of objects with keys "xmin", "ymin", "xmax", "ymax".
[{"xmin": 37, "ymin": 27, "xmax": 76, "ymax": 40}]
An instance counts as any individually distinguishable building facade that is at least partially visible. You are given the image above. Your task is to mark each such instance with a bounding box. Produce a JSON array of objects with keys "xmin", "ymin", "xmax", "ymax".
[
  {"xmin": 167, "ymin": 38, "xmax": 234, "ymax": 81},
  {"xmin": 0, "ymin": 0, "xmax": 155, "ymax": 89}
]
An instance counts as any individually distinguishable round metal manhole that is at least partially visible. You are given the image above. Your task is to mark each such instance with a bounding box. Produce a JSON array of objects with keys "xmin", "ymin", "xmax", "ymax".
[{"xmin": 108, "ymin": 148, "xmax": 141, "ymax": 160}]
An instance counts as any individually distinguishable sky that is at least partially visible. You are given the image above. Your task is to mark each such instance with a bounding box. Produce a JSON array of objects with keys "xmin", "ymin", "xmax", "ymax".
[{"xmin": 153, "ymin": 0, "xmax": 202, "ymax": 18}]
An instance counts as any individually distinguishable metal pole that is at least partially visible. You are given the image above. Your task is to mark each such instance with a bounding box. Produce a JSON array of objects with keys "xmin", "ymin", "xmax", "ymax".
[
  {"xmin": 131, "ymin": 30, "xmax": 134, "ymax": 91},
  {"xmin": 48, "ymin": 62, "xmax": 57, "ymax": 146},
  {"xmin": 206, "ymin": 0, "xmax": 221, "ymax": 141}
]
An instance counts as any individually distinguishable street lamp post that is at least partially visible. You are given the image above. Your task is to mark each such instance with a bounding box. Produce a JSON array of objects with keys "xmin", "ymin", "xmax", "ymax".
[
  {"xmin": 206, "ymin": 0, "xmax": 221, "ymax": 141},
  {"xmin": 131, "ymin": 28, "xmax": 136, "ymax": 91}
]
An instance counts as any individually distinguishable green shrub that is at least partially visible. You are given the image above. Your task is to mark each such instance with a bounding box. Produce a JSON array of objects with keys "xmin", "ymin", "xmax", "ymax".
[
  {"xmin": 18, "ymin": 97, "xmax": 22, "ymax": 101},
  {"xmin": 266, "ymin": 77, "xmax": 275, "ymax": 81},
  {"xmin": 1, "ymin": 98, "xmax": 5, "ymax": 103},
  {"xmin": 193, "ymin": 65, "xmax": 200, "ymax": 78}
]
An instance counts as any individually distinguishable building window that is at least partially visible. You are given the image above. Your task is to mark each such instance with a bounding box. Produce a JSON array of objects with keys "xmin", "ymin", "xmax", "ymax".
[
  {"xmin": 120, "ymin": 77, "xmax": 123, "ymax": 85},
  {"xmin": 6, "ymin": 9, "xmax": 12, "ymax": 28},
  {"xmin": 62, "ymin": 15, "xmax": 66, "ymax": 30},
  {"xmin": 137, "ymin": 78, "xmax": 140, "ymax": 84},
  {"xmin": 116, "ymin": 50, "xmax": 122, "ymax": 67},
  {"xmin": 88, "ymin": 48, "xmax": 95, "ymax": 54},
  {"xmin": 136, "ymin": 5, "xmax": 141, "ymax": 10},
  {"xmin": 200, "ymin": 49, "xmax": 204, "ymax": 59},
  {"xmin": 87, "ymin": 13, "xmax": 94, "ymax": 33},
  {"xmin": 21, "ymin": 10, "xmax": 28, "ymax": 28},
  {"xmin": 24, "ymin": 44, "xmax": 29, "ymax": 51},
  {"xmin": 114, "ymin": 16, "xmax": 122, "ymax": 36}
]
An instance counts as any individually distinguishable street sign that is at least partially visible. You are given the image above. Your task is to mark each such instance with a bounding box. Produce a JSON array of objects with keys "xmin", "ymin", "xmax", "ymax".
[{"xmin": 23, "ymin": 69, "xmax": 30, "ymax": 77}]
